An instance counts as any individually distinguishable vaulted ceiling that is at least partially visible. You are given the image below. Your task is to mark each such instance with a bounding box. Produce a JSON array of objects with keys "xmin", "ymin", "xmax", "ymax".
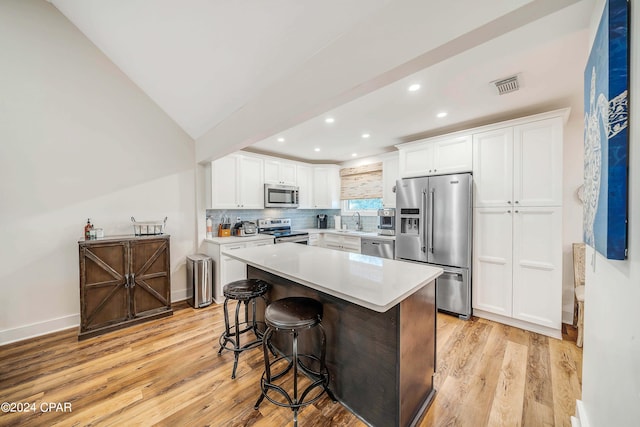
[{"xmin": 51, "ymin": 0, "xmax": 594, "ymax": 163}]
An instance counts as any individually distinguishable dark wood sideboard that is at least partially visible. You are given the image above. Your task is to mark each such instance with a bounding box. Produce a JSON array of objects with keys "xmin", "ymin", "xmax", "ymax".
[{"xmin": 78, "ymin": 235, "xmax": 172, "ymax": 340}]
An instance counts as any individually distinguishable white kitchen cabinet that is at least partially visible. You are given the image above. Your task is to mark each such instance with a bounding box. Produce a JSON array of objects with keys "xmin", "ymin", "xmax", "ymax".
[
  {"xmin": 397, "ymin": 134, "xmax": 472, "ymax": 178},
  {"xmin": 471, "ymin": 110, "xmax": 567, "ymax": 338},
  {"xmin": 473, "ymin": 206, "xmax": 562, "ymax": 336},
  {"xmin": 512, "ymin": 206, "xmax": 562, "ymax": 329},
  {"xmin": 473, "ymin": 117, "xmax": 563, "ymax": 207},
  {"xmin": 296, "ymin": 164, "xmax": 313, "ymax": 209},
  {"xmin": 205, "ymin": 238, "xmax": 274, "ymax": 303},
  {"xmin": 312, "ymin": 165, "xmax": 340, "ymax": 209},
  {"xmin": 210, "ymin": 154, "xmax": 264, "ymax": 209},
  {"xmin": 382, "ymin": 154, "xmax": 399, "ymax": 208},
  {"xmin": 264, "ymin": 159, "xmax": 297, "ymax": 185},
  {"xmin": 322, "ymin": 233, "xmax": 361, "ymax": 253},
  {"xmin": 473, "ymin": 208, "xmax": 513, "ymax": 317},
  {"xmin": 308, "ymin": 231, "xmax": 321, "ymax": 247}
]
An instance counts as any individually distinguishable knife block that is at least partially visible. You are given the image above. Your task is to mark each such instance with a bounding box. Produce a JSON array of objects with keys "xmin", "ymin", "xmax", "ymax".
[{"xmin": 218, "ymin": 224, "xmax": 231, "ymax": 237}]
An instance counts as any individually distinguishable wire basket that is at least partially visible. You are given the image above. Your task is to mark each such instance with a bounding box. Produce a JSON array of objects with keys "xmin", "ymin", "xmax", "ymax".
[{"xmin": 131, "ymin": 216, "xmax": 167, "ymax": 236}]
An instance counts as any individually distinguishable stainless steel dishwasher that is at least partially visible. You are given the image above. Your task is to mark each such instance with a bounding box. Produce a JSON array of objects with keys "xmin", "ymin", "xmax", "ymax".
[{"xmin": 361, "ymin": 237, "xmax": 395, "ymax": 259}]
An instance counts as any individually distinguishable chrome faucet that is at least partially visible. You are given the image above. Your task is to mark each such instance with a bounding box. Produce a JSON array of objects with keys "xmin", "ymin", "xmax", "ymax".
[{"xmin": 352, "ymin": 212, "xmax": 362, "ymax": 231}]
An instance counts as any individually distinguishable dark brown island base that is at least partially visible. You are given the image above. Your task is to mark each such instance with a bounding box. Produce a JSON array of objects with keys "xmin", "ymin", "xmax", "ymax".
[{"xmin": 223, "ymin": 243, "xmax": 441, "ymax": 427}]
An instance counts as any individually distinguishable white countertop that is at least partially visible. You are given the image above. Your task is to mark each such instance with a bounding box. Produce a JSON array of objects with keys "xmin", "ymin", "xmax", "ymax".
[
  {"xmin": 204, "ymin": 234, "xmax": 274, "ymax": 244},
  {"xmin": 222, "ymin": 242, "xmax": 441, "ymax": 312},
  {"xmin": 300, "ymin": 228, "xmax": 396, "ymax": 241}
]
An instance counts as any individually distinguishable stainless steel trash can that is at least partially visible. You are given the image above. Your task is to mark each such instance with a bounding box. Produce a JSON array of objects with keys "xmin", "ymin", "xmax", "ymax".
[{"xmin": 186, "ymin": 254, "xmax": 213, "ymax": 308}]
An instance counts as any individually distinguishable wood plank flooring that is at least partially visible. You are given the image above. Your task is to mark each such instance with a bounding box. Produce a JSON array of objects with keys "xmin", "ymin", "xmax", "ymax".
[{"xmin": 0, "ymin": 302, "xmax": 582, "ymax": 427}]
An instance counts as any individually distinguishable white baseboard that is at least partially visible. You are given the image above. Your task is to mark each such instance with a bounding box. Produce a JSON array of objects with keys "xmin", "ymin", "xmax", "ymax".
[
  {"xmin": 0, "ymin": 314, "xmax": 79, "ymax": 346},
  {"xmin": 572, "ymin": 400, "xmax": 590, "ymax": 427},
  {"xmin": 1, "ymin": 288, "xmax": 190, "ymax": 347},
  {"xmin": 171, "ymin": 287, "xmax": 189, "ymax": 303},
  {"xmin": 473, "ymin": 309, "xmax": 562, "ymax": 339}
]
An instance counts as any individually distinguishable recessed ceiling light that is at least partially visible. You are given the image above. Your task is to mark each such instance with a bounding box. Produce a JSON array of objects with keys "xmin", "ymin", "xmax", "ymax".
[
  {"xmin": 362, "ymin": 133, "xmax": 370, "ymax": 139},
  {"xmin": 436, "ymin": 112, "xmax": 448, "ymax": 118},
  {"xmin": 277, "ymin": 137, "xmax": 285, "ymax": 142},
  {"xmin": 325, "ymin": 117, "xmax": 335, "ymax": 124},
  {"xmin": 351, "ymin": 153, "xmax": 358, "ymax": 157},
  {"xmin": 314, "ymin": 147, "xmax": 321, "ymax": 152},
  {"xmin": 408, "ymin": 84, "xmax": 421, "ymax": 92}
]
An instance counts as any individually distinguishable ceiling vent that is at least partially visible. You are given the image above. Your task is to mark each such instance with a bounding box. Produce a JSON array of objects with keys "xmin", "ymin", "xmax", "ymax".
[{"xmin": 492, "ymin": 75, "xmax": 520, "ymax": 95}]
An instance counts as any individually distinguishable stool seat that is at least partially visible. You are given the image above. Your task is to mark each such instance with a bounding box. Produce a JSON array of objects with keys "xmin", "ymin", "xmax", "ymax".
[
  {"xmin": 223, "ymin": 279, "xmax": 268, "ymax": 300},
  {"xmin": 265, "ymin": 297, "xmax": 322, "ymax": 330}
]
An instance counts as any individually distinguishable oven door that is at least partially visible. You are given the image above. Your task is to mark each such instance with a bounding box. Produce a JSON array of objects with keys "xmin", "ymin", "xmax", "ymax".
[{"xmin": 274, "ymin": 235, "xmax": 309, "ymax": 245}]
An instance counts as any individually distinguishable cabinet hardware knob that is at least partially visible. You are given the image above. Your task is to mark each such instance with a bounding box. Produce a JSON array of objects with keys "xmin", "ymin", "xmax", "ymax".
[
  {"xmin": 515, "ymin": 210, "xmax": 519, "ymax": 213},
  {"xmin": 507, "ymin": 210, "xmax": 511, "ymax": 214},
  {"xmin": 515, "ymin": 200, "xmax": 519, "ymax": 204},
  {"xmin": 507, "ymin": 200, "xmax": 512, "ymax": 204}
]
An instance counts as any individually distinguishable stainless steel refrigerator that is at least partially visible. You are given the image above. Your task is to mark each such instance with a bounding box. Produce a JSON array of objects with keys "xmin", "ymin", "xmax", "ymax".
[{"xmin": 395, "ymin": 173, "xmax": 472, "ymax": 319}]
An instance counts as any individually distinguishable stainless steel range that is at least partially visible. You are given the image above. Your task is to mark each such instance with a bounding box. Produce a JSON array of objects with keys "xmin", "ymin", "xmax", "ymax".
[{"xmin": 257, "ymin": 218, "xmax": 309, "ymax": 244}]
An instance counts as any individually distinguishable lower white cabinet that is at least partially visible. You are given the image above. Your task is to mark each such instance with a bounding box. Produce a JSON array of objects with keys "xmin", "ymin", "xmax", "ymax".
[
  {"xmin": 308, "ymin": 231, "xmax": 321, "ymax": 247},
  {"xmin": 205, "ymin": 238, "xmax": 274, "ymax": 303},
  {"xmin": 321, "ymin": 233, "xmax": 361, "ymax": 253},
  {"xmin": 473, "ymin": 206, "xmax": 562, "ymax": 336}
]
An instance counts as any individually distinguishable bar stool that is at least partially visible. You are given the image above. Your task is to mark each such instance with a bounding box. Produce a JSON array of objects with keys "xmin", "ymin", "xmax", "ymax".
[
  {"xmin": 217, "ymin": 279, "xmax": 270, "ymax": 379},
  {"xmin": 254, "ymin": 297, "xmax": 336, "ymax": 426}
]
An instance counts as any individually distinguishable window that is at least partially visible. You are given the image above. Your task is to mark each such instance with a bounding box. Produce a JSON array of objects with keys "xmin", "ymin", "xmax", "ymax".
[
  {"xmin": 346, "ymin": 198, "xmax": 383, "ymax": 211},
  {"xmin": 340, "ymin": 162, "xmax": 383, "ymax": 214}
]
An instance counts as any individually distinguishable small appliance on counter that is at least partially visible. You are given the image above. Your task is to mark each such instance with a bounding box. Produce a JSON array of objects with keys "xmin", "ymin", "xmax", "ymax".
[
  {"xmin": 316, "ymin": 214, "xmax": 328, "ymax": 229},
  {"xmin": 377, "ymin": 208, "xmax": 396, "ymax": 236},
  {"xmin": 233, "ymin": 220, "xmax": 257, "ymax": 236}
]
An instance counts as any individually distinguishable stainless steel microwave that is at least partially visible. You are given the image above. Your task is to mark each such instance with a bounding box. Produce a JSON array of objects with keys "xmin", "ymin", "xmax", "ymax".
[{"xmin": 264, "ymin": 184, "xmax": 299, "ymax": 208}]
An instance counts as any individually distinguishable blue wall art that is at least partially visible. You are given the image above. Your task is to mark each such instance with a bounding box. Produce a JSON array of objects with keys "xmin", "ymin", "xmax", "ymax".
[{"xmin": 583, "ymin": 0, "xmax": 629, "ymax": 260}]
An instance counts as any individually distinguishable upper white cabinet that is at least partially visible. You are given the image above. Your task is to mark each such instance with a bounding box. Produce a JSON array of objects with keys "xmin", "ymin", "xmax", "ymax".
[
  {"xmin": 264, "ymin": 159, "xmax": 297, "ymax": 186},
  {"xmin": 210, "ymin": 154, "xmax": 264, "ymax": 209},
  {"xmin": 382, "ymin": 154, "xmax": 399, "ymax": 208},
  {"xmin": 296, "ymin": 164, "xmax": 313, "ymax": 209},
  {"xmin": 312, "ymin": 165, "xmax": 340, "ymax": 209},
  {"xmin": 397, "ymin": 134, "xmax": 472, "ymax": 178},
  {"xmin": 473, "ymin": 117, "xmax": 563, "ymax": 207}
]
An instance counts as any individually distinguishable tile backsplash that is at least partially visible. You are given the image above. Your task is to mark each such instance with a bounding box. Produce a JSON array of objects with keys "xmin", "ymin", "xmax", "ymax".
[{"xmin": 205, "ymin": 208, "xmax": 379, "ymax": 232}]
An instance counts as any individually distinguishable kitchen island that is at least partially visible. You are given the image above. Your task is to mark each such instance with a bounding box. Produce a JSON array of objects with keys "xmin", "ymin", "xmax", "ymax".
[{"xmin": 222, "ymin": 243, "xmax": 442, "ymax": 427}]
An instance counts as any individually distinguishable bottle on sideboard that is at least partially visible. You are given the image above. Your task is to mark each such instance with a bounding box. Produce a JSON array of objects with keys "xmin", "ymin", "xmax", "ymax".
[{"xmin": 84, "ymin": 218, "xmax": 93, "ymax": 240}]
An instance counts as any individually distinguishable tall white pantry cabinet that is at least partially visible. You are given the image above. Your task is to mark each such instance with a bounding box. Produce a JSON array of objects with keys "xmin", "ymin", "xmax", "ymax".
[{"xmin": 472, "ymin": 111, "xmax": 565, "ymax": 338}]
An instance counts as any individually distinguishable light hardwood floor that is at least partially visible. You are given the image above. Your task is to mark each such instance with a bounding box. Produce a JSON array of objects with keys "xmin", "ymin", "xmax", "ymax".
[{"xmin": 0, "ymin": 302, "xmax": 582, "ymax": 427}]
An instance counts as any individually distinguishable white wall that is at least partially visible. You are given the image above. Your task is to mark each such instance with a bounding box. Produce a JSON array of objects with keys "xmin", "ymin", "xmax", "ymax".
[
  {"xmin": 0, "ymin": 0, "xmax": 196, "ymax": 345},
  {"xmin": 579, "ymin": 0, "xmax": 640, "ymax": 426},
  {"xmin": 562, "ymin": 112, "xmax": 587, "ymax": 323}
]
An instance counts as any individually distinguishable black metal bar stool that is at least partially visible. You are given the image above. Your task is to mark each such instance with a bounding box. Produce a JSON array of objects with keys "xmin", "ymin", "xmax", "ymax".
[
  {"xmin": 217, "ymin": 279, "xmax": 270, "ymax": 379},
  {"xmin": 254, "ymin": 297, "xmax": 336, "ymax": 426}
]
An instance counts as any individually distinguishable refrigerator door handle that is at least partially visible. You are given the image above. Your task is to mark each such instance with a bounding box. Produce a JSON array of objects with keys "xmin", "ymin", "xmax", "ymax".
[
  {"xmin": 429, "ymin": 189, "xmax": 435, "ymax": 253},
  {"xmin": 421, "ymin": 190, "xmax": 427, "ymax": 253}
]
